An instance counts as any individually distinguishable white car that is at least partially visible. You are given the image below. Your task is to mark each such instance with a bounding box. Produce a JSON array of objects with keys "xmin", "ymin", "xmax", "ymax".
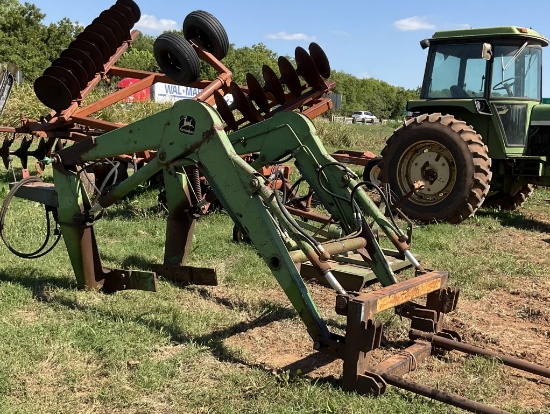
[{"xmin": 351, "ymin": 111, "xmax": 377, "ymax": 124}]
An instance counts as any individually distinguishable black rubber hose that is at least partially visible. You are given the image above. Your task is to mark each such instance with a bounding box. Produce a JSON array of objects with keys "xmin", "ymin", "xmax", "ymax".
[{"xmin": 0, "ymin": 176, "xmax": 61, "ymax": 259}]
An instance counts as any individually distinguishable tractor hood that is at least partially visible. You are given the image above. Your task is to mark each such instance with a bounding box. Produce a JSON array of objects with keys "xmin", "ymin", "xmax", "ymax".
[{"xmin": 530, "ymin": 103, "xmax": 550, "ymax": 125}]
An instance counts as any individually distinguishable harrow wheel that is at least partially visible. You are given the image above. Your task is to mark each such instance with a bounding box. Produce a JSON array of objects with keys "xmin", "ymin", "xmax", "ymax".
[
  {"xmin": 379, "ymin": 113, "xmax": 492, "ymax": 224},
  {"xmin": 34, "ymin": 75, "xmax": 72, "ymax": 111},
  {"xmin": 183, "ymin": 10, "xmax": 229, "ymax": 60},
  {"xmin": 154, "ymin": 33, "xmax": 201, "ymax": 85}
]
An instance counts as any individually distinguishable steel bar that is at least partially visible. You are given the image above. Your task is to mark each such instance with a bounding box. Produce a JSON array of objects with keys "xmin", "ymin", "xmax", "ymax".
[
  {"xmin": 289, "ymin": 236, "xmax": 367, "ymax": 263},
  {"xmin": 380, "ymin": 373, "xmax": 510, "ymax": 414},
  {"xmin": 410, "ymin": 329, "xmax": 550, "ymax": 378}
]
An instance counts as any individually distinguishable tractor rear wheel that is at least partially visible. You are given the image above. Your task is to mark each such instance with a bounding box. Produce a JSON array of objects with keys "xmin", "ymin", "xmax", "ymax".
[
  {"xmin": 379, "ymin": 113, "xmax": 492, "ymax": 223},
  {"xmin": 484, "ymin": 184, "xmax": 535, "ymax": 210}
]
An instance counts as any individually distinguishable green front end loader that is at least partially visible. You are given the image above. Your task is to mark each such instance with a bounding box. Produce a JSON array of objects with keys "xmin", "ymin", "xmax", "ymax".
[{"xmin": 378, "ymin": 26, "xmax": 550, "ymax": 223}]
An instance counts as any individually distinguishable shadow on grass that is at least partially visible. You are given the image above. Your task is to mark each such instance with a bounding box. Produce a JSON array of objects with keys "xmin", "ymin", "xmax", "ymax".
[
  {"xmin": 0, "ymin": 267, "xmax": 75, "ymax": 301},
  {"xmin": 0, "ymin": 262, "xmax": 345, "ymax": 390},
  {"xmin": 0, "ymin": 263, "xmax": 435, "ymax": 397},
  {"xmin": 477, "ymin": 208, "xmax": 550, "ymax": 232}
]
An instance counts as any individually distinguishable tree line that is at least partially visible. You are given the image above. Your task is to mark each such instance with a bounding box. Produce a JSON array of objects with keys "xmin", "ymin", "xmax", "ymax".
[{"xmin": 0, "ymin": 1, "xmax": 419, "ymax": 119}]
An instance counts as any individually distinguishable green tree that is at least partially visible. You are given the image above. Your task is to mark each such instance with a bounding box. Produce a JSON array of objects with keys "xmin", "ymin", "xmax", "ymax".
[
  {"xmin": 118, "ymin": 49, "xmax": 159, "ymax": 73},
  {"xmin": 222, "ymin": 43, "xmax": 279, "ymax": 85},
  {"xmin": 0, "ymin": 0, "xmax": 82, "ymax": 80}
]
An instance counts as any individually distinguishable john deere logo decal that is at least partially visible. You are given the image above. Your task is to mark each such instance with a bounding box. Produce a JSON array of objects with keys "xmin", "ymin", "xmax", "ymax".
[{"xmin": 179, "ymin": 115, "xmax": 196, "ymax": 135}]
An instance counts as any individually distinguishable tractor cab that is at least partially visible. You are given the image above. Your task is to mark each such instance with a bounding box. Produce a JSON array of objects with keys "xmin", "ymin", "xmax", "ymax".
[{"xmin": 412, "ymin": 27, "xmax": 548, "ymax": 159}]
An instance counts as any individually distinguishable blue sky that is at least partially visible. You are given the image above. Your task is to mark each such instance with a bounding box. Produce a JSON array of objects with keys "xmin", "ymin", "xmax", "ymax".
[{"xmin": 35, "ymin": 0, "xmax": 550, "ymax": 96}]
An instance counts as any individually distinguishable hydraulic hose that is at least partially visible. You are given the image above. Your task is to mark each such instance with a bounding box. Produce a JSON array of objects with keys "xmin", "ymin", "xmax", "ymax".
[{"xmin": 0, "ymin": 176, "xmax": 61, "ymax": 259}]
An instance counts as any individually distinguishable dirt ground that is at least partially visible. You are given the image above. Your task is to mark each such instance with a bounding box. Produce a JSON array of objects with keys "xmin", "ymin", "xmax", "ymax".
[{"xmin": 222, "ymin": 218, "xmax": 550, "ymax": 412}]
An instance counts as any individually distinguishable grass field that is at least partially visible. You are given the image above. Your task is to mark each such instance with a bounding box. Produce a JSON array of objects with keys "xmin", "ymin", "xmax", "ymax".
[{"xmin": 0, "ymin": 119, "xmax": 549, "ymax": 414}]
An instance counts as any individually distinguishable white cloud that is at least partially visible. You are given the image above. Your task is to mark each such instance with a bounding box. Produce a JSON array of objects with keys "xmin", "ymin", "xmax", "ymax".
[
  {"xmin": 134, "ymin": 14, "xmax": 178, "ymax": 34},
  {"xmin": 266, "ymin": 32, "xmax": 316, "ymax": 41},
  {"xmin": 394, "ymin": 16, "xmax": 435, "ymax": 31}
]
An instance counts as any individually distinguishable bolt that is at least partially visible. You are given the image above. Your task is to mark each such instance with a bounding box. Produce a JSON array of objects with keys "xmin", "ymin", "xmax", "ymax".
[
  {"xmin": 158, "ymin": 151, "xmax": 167, "ymax": 162},
  {"xmin": 250, "ymin": 178, "xmax": 260, "ymax": 189},
  {"xmin": 342, "ymin": 173, "xmax": 350, "ymax": 184},
  {"xmin": 336, "ymin": 295, "xmax": 348, "ymax": 310},
  {"xmin": 313, "ymin": 341, "xmax": 321, "ymax": 350}
]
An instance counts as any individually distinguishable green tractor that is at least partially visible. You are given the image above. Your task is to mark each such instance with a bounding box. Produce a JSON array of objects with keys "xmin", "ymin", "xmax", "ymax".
[{"xmin": 378, "ymin": 26, "xmax": 550, "ymax": 223}]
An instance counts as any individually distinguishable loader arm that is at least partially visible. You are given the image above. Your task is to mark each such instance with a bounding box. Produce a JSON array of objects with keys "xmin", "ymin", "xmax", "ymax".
[{"xmin": 52, "ymin": 99, "xmax": 414, "ymax": 340}]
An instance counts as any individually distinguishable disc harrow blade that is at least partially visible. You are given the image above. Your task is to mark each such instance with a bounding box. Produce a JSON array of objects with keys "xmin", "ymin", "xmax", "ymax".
[
  {"xmin": 261, "ymin": 65, "xmax": 285, "ymax": 105},
  {"xmin": 68, "ymin": 39, "xmax": 105, "ymax": 73},
  {"xmin": 11, "ymin": 136, "xmax": 32, "ymax": 169},
  {"xmin": 61, "ymin": 48, "xmax": 97, "ymax": 81},
  {"xmin": 51, "ymin": 57, "xmax": 88, "ymax": 90},
  {"xmin": 295, "ymin": 46, "xmax": 326, "ymax": 90},
  {"xmin": 116, "ymin": 0, "xmax": 141, "ymax": 24},
  {"xmin": 84, "ymin": 22, "xmax": 120, "ymax": 56},
  {"xmin": 109, "ymin": 4, "xmax": 135, "ymax": 30},
  {"xmin": 278, "ymin": 56, "xmax": 302, "ymax": 96},
  {"xmin": 213, "ymin": 90, "xmax": 238, "ymax": 130},
  {"xmin": 246, "ymin": 73, "xmax": 270, "ymax": 113},
  {"xmin": 1, "ymin": 134, "xmax": 14, "ymax": 169},
  {"xmin": 91, "ymin": 15, "xmax": 125, "ymax": 46},
  {"xmin": 77, "ymin": 31, "xmax": 112, "ymax": 62},
  {"xmin": 308, "ymin": 42, "xmax": 331, "ymax": 79},
  {"xmin": 100, "ymin": 9, "xmax": 131, "ymax": 37}
]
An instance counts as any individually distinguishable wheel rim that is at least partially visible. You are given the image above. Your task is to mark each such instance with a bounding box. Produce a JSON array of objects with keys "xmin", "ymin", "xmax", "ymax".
[
  {"xmin": 369, "ymin": 164, "xmax": 382, "ymax": 186},
  {"xmin": 397, "ymin": 140, "xmax": 457, "ymax": 206}
]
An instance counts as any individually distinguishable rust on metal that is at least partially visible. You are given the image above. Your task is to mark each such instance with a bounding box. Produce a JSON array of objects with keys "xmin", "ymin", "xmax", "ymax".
[
  {"xmin": 410, "ymin": 329, "xmax": 550, "ymax": 379},
  {"xmin": 289, "ymin": 237, "xmax": 367, "ymax": 264},
  {"xmin": 150, "ymin": 264, "xmax": 218, "ymax": 286}
]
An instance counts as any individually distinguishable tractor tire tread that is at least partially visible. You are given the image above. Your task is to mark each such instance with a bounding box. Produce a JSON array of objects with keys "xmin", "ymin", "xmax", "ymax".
[{"xmin": 379, "ymin": 113, "xmax": 492, "ymax": 224}]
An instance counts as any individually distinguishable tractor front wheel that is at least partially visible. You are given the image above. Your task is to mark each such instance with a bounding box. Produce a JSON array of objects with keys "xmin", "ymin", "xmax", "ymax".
[{"xmin": 379, "ymin": 113, "xmax": 492, "ymax": 223}]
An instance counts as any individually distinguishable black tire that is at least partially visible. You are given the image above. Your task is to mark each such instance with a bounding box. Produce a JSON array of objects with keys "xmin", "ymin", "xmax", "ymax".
[
  {"xmin": 153, "ymin": 33, "xmax": 201, "ymax": 84},
  {"xmin": 363, "ymin": 157, "xmax": 382, "ymax": 185},
  {"xmin": 484, "ymin": 184, "xmax": 535, "ymax": 211},
  {"xmin": 183, "ymin": 11, "xmax": 229, "ymax": 60},
  {"xmin": 379, "ymin": 113, "xmax": 492, "ymax": 224}
]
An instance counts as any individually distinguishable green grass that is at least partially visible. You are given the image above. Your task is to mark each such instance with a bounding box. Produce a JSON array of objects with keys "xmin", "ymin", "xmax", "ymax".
[
  {"xmin": 1, "ymin": 168, "xmax": 548, "ymax": 413},
  {"xmin": 0, "ymin": 90, "xmax": 548, "ymax": 412}
]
